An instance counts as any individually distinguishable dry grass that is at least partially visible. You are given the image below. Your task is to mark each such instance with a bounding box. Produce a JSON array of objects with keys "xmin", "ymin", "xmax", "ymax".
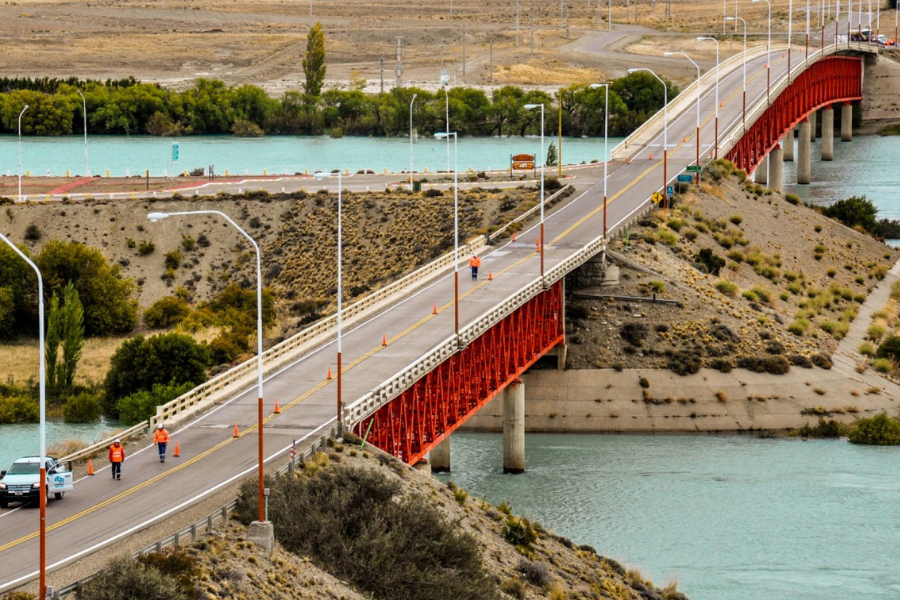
[{"xmin": 0, "ymin": 335, "xmax": 126, "ymax": 386}]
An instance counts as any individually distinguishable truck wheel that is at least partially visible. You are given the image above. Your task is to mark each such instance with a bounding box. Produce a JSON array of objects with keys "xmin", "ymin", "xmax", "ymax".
[
  {"xmin": 54, "ymin": 492, "xmax": 63, "ymax": 500},
  {"xmin": 0, "ymin": 499, "xmax": 7, "ymax": 509}
]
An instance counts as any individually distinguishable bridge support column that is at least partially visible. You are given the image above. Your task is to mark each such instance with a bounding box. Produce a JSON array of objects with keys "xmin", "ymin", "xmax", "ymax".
[
  {"xmin": 430, "ymin": 436, "xmax": 451, "ymax": 473},
  {"xmin": 808, "ymin": 109, "xmax": 817, "ymax": 142},
  {"xmin": 798, "ymin": 118, "xmax": 811, "ymax": 185},
  {"xmin": 841, "ymin": 102, "xmax": 853, "ymax": 142},
  {"xmin": 770, "ymin": 145, "xmax": 783, "ymax": 192},
  {"xmin": 754, "ymin": 155, "xmax": 768, "ymax": 185},
  {"xmin": 821, "ymin": 106, "xmax": 835, "ymax": 161},
  {"xmin": 782, "ymin": 131, "xmax": 794, "ymax": 162},
  {"xmin": 503, "ymin": 379, "xmax": 525, "ymax": 474}
]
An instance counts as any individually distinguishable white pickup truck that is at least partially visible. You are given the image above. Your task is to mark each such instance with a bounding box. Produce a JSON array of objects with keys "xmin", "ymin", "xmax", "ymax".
[{"xmin": 0, "ymin": 456, "xmax": 74, "ymax": 508}]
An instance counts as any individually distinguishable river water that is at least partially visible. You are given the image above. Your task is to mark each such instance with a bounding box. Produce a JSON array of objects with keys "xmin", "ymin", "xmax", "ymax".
[{"xmin": 435, "ymin": 432, "xmax": 900, "ymax": 600}]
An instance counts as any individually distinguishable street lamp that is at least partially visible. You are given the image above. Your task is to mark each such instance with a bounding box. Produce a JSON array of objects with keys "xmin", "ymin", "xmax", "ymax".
[
  {"xmin": 444, "ymin": 87, "xmax": 450, "ymax": 174},
  {"xmin": 18, "ymin": 104, "xmax": 28, "ymax": 202},
  {"xmin": 725, "ymin": 18, "xmax": 747, "ymax": 124},
  {"xmin": 409, "ymin": 93, "xmax": 417, "ymax": 190},
  {"xmin": 523, "ymin": 103, "xmax": 546, "ymax": 280},
  {"xmin": 0, "ymin": 233, "xmax": 46, "ymax": 600},
  {"xmin": 752, "ymin": 0, "xmax": 772, "ymax": 101},
  {"xmin": 664, "ymin": 51, "xmax": 701, "ymax": 167},
  {"xmin": 147, "ymin": 210, "xmax": 267, "ymax": 524},
  {"xmin": 434, "ymin": 132, "xmax": 460, "ymax": 338},
  {"xmin": 589, "ymin": 83, "xmax": 610, "ymax": 237},
  {"xmin": 314, "ymin": 171, "xmax": 346, "ymax": 415},
  {"xmin": 627, "ymin": 68, "xmax": 668, "ymax": 208},
  {"xmin": 696, "ymin": 36, "xmax": 720, "ymax": 157},
  {"xmin": 77, "ymin": 90, "xmax": 89, "ymax": 177}
]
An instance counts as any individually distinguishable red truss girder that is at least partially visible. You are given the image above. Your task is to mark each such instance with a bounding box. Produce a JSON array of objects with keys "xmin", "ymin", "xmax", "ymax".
[
  {"xmin": 726, "ymin": 56, "xmax": 862, "ymax": 174},
  {"xmin": 354, "ymin": 281, "xmax": 565, "ymax": 464}
]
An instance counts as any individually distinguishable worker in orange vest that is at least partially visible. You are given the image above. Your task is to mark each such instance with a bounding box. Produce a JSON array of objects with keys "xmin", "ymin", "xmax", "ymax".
[
  {"xmin": 469, "ymin": 254, "xmax": 482, "ymax": 280},
  {"xmin": 108, "ymin": 439, "xmax": 125, "ymax": 480},
  {"xmin": 153, "ymin": 423, "xmax": 171, "ymax": 463}
]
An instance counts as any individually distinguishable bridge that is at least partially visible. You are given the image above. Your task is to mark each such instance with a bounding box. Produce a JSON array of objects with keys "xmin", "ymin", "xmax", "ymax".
[{"xmin": 0, "ymin": 20, "xmax": 876, "ymax": 596}]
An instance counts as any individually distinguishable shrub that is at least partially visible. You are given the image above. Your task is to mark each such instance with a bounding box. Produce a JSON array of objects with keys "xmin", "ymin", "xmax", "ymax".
[
  {"xmin": 859, "ymin": 342, "xmax": 875, "ymax": 356},
  {"xmin": 0, "ymin": 396, "xmax": 38, "ymax": 424},
  {"xmin": 138, "ymin": 240, "xmax": 155, "ymax": 255},
  {"xmin": 163, "ymin": 250, "xmax": 182, "ymax": 270},
  {"xmin": 849, "ymin": 413, "xmax": 900, "ymax": 445},
  {"xmin": 517, "ymin": 559, "xmax": 551, "ymax": 588},
  {"xmin": 78, "ymin": 556, "xmax": 190, "ymax": 600},
  {"xmin": 657, "ymin": 230, "xmax": 678, "ymax": 245},
  {"xmin": 811, "ymin": 353, "xmax": 833, "ymax": 369},
  {"xmin": 136, "ymin": 548, "xmax": 199, "ymax": 599},
  {"xmin": 668, "ymin": 350, "xmax": 702, "ymax": 376},
  {"xmin": 714, "ymin": 280, "xmax": 738, "ymax": 297},
  {"xmin": 683, "ymin": 229, "xmax": 698, "ymax": 241},
  {"xmin": 180, "ymin": 235, "xmax": 196, "ymax": 252},
  {"xmin": 144, "ymin": 296, "xmax": 191, "ymax": 329},
  {"xmin": 710, "ymin": 358, "xmax": 733, "ymax": 373},
  {"xmin": 503, "ymin": 516, "xmax": 538, "ymax": 549},
  {"xmin": 876, "ymin": 335, "xmax": 900, "ymax": 362},
  {"xmin": 821, "ymin": 195, "xmax": 878, "ymax": 233},
  {"xmin": 24, "ymin": 224, "xmax": 41, "ymax": 241},
  {"xmin": 620, "ymin": 322, "xmax": 649, "ymax": 346},
  {"xmin": 729, "ymin": 214, "xmax": 743, "ymax": 225},
  {"xmin": 693, "ymin": 248, "xmax": 725, "ymax": 275},
  {"xmin": 787, "ymin": 319, "xmax": 810, "ymax": 335},
  {"xmin": 873, "ymin": 358, "xmax": 893, "ymax": 373},
  {"xmin": 798, "ymin": 418, "xmax": 844, "ymax": 439},
  {"xmin": 790, "ymin": 354, "xmax": 813, "ymax": 368},
  {"xmin": 116, "ymin": 382, "xmax": 195, "ymax": 425},
  {"xmin": 785, "ymin": 193, "xmax": 801, "ymax": 205},
  {"xmin": 235, "ymin": 463, "xmax": 496, "ymax": 600},
  {"xmin": 205, "ymin": 329, "xmax": 251, "ymax": 365},
  {"xmin": 867, "ymin": 325, "xmax": 887, "ymax": 341},
  {"xmin": 62, "ymin": 392, "xmax": 103, "ymax": 423},
  {"xmin": 232, "ymin": 118, "xmax": 264, "ymax": 137}
]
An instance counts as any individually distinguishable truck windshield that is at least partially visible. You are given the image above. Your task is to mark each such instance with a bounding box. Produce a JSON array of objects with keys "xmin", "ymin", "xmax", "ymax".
[{"xmin": 6, "ymin": 463, "xmax": 41, "ymax": 475}]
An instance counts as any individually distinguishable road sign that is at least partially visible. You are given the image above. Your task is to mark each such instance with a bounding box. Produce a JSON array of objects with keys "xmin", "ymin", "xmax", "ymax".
[
  {"xmin": 511, "ymin": 154, "xmax": 535, "ymax": 171},
  {"xmin": 686, "ymin": 165, "xmax": 702, "ymax": 173},
  {"xmin": 667, "ymin": 186, "xmax": 674, "ymax": 197},
  {"xmin": 677, "ymin": 174, "xmax": 693, "ymax": 183},
  {"xmin": 171, "ymin": 142, "xmax": 180, "ymax": 162},
  {"xmin": 651, "ymin": 191, "xmax": 664, "ymax": 204}
]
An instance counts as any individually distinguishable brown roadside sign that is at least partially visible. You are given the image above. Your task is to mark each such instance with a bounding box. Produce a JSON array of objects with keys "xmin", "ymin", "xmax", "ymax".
[
  {"xmin": 512, "ymin": 154, "xmax": 534, "ymax": 162},
  {"xmin": 512, "ymin": 161, "xmax": 535, "ymax": 170}
]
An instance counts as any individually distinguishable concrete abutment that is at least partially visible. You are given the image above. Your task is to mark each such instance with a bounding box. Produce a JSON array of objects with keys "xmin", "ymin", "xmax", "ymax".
[
  {"xmin": 502, "ymin": 379, "xmax": 525, "ymax": 473},
  {"xmin": 769, "ymin": 145, "xmax": 783, "ymax": 192},
  {"xmin": 821, "ymin": 106, "xmax": 835, "ymax": 161},
  {"xmin": 430, "ymin": 436, "xmax": 451, "ymax": 473},
  {"xmin": 797, "ymin": 119, "xmax": 811, "ymax": 184}
]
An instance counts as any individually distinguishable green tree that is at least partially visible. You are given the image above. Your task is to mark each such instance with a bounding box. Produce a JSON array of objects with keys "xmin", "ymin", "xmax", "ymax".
[
  {"xmin": 821, "ymin": 195, "xmax": 878, "ymax": 233},
  {"xmin": 116, "ymin": 382, "xmax": 195, "ymax": 425},
  {"xmin": 0, "ymin": 243, "xmax": 37, "ymax": 338},
  {"xmin": 45, "ymin": 292, "xmax": 61, "ymax": 389},
  {"xmin": 59, "ymin": 282, "xmax": 84, "ymax": 389},
  {"xmin": 546, "ymin": 141, "xmax": 558, "ymax": 167},
  {"xmin": 36, "ymin": 241, "xmax": 137, "ymax": 336},
  {"xmin": 849, "ymin": 413, "xmax": 900, "ymax": 445},
  {"xmin": 303, "ymin": 23, "xmax": 327, "ymax": 97},
  {"xmin": 0, "ymin": 287, "xmax": 15, "ymax": 339}
]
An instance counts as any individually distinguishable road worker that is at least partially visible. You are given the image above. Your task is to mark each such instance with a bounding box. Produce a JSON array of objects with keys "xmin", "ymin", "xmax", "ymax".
[
  {"xmin": 469, "ymin": 253, "xmax": 481, "ymax": 280},
  {"xmin": 109, "ymin": 439, "xmax": 125, "ymax": 480},
  {"xmin": 153, "ymin": 423, "xmax": 171, "ymax": 463}
]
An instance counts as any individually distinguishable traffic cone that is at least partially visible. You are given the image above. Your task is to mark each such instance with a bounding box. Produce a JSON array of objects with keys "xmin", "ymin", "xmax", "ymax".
[
  {"xmin": 87, "ymin": 459, "xmax": 94, "ymax": 476},
  {"xmin": 626, "ymin": 156, "xmax": 631, "ymax": 164},
  {"xmin": 536, "ymin": 237, "xmax": 541, "ymax": 251},
  {"xmin": 382, "ymin": 334, "xmax": 387, "ymax": 346},
  {"xmin": 488, "ymin": 271, "xmax": 493, "ymax": 281},
  {"xmin": 649, "ymin": 151, "xmax": 653, "ymax": 160},
  {"xmin": 174, "ymin": 442, "xmax": 180, "ymax": 457},
  {"xmin": 327, "ymin": 366, "xmax": 333, "ymax": 379},
  {"xmin": 233, "ymin": 423, "xmax": 239, "ymax": 437},
  {"xmin": 512, "ymin": 232, "xmax": 516, "ymax": 242},
  {"xmin": 720, "ymin": 101, "xmax": 724, "ymax": 108},
  {"xmin": 274, "ymin": 400, "xmax": 280, "ymax": 414},
  {"xmin": 433, "ymin": 302, "xmax": 438, "ymax": 315}
]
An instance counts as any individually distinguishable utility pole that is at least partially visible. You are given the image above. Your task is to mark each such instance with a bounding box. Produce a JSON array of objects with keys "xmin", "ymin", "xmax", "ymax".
[
  {"xmin": 380, "ymin": 54, "xmax": 384, "ymax": 93},
  {"xmin": 566, "ymin": 4, "xmax": 571, "ymax": 38},
  {"xmin": 395, "ymin": 37, "xmax": 403, "ymax": 89},
  {"xmin": 489, "ymin": 36, "xmax": 494, "ymax": 84},
  {"xmin": 531, "ymin": 16, "xmax": 535, "ymax": 55},
  {"xmin": 462, "ymin": 26, "xmax": 467, "ymax": 80},
  {"xmin": 516, "ymin": 0, "xmax": 521, "ymax": 46}
]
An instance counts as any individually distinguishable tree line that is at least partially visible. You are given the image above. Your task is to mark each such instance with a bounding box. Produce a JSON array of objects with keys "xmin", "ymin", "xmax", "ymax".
[{"xmin": 0, "ymin": 73, "xmax": 677, "ymax": 139}]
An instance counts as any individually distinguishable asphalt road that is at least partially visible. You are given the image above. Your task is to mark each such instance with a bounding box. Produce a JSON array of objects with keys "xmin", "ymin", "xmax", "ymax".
[{"xmin": 0, "ymin": 20, "xmax": 862, "ymax": 592}]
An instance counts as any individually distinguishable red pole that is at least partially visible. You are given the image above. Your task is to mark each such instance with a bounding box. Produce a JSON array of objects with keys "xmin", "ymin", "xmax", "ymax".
[
  {"xmin": 257, "ymin": 397, "xmax": 264, "ymax": 522},
  {"xmin": 714, "ymin": 117, "xmax": 719, "ymax": 158},
  {"xmin": 603, "ymin": 195, "xmax": 608, "ymax": 237},
  {"xmin": 539, "ymin": 222, "xmax": 545, "ymax": 281},
  {"xmin": 663, "ymin": 149, "xmax": 668, "ymax": 211},
  {"xmin": 337, "ymin": 351, "xmax": 342, "ymax": 425},
  {"xmin": 40, "ymin": 465, "xmax": 46, "ymax": 600},
  {"xmin": 696, "ymin": 125, "xmax": 700, "ymax": 166},
  {"xmin": 806, "ymin": 34, "xmax": 809, "ymax": 60},
  {"xmin": 454, "ymin": 270, "xmax": 459, "ymax": 336}
]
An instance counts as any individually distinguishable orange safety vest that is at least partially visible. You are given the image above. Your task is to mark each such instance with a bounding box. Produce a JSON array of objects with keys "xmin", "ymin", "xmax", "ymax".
[
  {"xmin": 153, "ymin": 429, "xmax": 170, "ymax": 444},
  {"xmin": 109, "ymin": 444, "xmax": 125, "ymax": 463},
  {"xmin": 469, "ymin": 256, "xmax": 481, "ymax": 268}
]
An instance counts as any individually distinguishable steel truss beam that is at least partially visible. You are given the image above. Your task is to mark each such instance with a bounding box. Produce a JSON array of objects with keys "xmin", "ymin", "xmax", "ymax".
[
  {"xmin": 354, "ymin": 281, "xmax": 565, "ymax": 464},
  {"xmin": 726, "ymin": 56, "xmax": 862, "ymax": 174}
]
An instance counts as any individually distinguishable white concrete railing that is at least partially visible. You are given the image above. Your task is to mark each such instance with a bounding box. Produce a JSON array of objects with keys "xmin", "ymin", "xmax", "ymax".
[{"xmin": 145, "ymin": 184, "xmax": 573, "ymax": 430}]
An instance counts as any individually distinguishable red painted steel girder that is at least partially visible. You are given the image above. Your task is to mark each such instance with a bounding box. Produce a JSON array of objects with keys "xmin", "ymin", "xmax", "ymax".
[
  {"xmin": 354, "ymin": 281, "xmax": 565, "ymax": 464},
  {"xmin": 726, "ymin": 56, "xmax": 862, "ymax": 174}
]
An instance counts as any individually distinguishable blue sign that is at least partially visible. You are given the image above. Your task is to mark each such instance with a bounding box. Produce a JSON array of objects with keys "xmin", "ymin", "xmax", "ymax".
[
  {"xmin": 666, "ymin": 185, "xmax": 674, "ymax": 197},
  {"xmin": 172, "ymin": 142, "xmax": 180, "ymax": 162},
  {"xmin": 677, "ymin": 174, "xmax": 693, "ymax": 183}
]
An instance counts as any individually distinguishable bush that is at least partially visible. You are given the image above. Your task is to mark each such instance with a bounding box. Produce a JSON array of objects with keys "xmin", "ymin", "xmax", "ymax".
[
  {"xmin": 138, "ymin": 240, "xmax": 156, "ymax": 255},
  {"xmin": 668, "ymin": 350, "xmax": 702, "ymax": 376},
  {"xmin": 116, "ymin": 382, "xmax": 195, "ymax": 425},
  {"xmin": 620, "ymin": 322, "xmax": 649, "ymax": 346},
  {"xmin": 206, "ymin": 329, "xmax": 251, "ymax": 365},
  {"xmin": 144, "ymin": 296, "xmax": 191, "ymax": 329},
  {"xmin": 136, "ymin": 548, "xmax": 199, "ymax": 599},
  {"xmin": 0, "ymin": 395, "xmax": 38, "ymax": 424},
  {"xmin": 811, "ymin": 353, "xmax": 833, "ymax": 369},
  {"xmin": 423, "ymin": 188, "xmax": 443, "ymax": 197},
  {"xmin": 163, "ymin": 250, "xmax": 182, "ymax": 270},
  {"xmin": 785, "ymin": 193, "xmax": 801, "ymax": 205},
  {"xmin": 104, "ymin": 333, "xmax": 210, "ymax": 412},
  {"xmin": 78, "ymin": 556, "xmax": 191, "ymax": 600},
  {"xmin": 821, "ymin": 195, "xmax": 878, "ymax": 233},
  {"xmin": 798, "ymin": 418, "xmax": 844, "ymax": 439},
  {"xmin": 714, "ymin": 280, "xmax": 738, "ymax": 297},
  {"xmin": 876, "ymin": 335, "xmax": 900, "ymax": 362},
  {"xmin": 24, "ymin": 224, "xmax": 41, "ymax": 241},
  {"xmin": 849, "ymin": 413, "xmax": 900, "ymax": 445},
  {"xmin": 63, "ymin": 392, "xmax": 103, "ymax": 423},
  {"xmin": 232, "ymin": 118, "xmax": 264, "ymax": 137},
  {"xmin": 693, "ymin": 248, "xmax": 725, "ymax": 275},
  {"xmin": 235, "ymin": 463, "xmax": 496, "ymax": 600},
  {"xmin": 503, "ymin": 516, "xmax": 538, "ymax": 549},
  {"xmin": 517, "ymin": 559, "xmax": 551, "ymax": 587}
]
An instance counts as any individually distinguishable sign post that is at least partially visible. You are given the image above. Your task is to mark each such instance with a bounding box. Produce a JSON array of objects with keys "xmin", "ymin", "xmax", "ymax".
[{"xmin": 510, "ymin": 153, "xmax": 535, "ymax": 175}]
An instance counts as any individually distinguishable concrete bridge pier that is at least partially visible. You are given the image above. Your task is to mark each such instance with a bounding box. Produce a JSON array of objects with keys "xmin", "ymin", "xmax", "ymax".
[
  {"xmin": 821, "ymin": 106, "xmax": 835, "ymax": 161},
  {"xmin": 808, "ymin": 109, "xmax": 817, "ymax": 142},
  {"xmin": 430, "ymin": 436, "xmax": 451, "ymax": 473},
  {"xmin": 798, "ymin": 118, "xmax": 812, "ymax": 184},
  {"xmin": 841, "ymin": 102, "xmax": 853, "ymax": 141},
  {"xmin": 782, "ymin": 131, "xmax": 794, "ymax": 161},
  {"xmin": 754, "ymin": 155, "xmax": 768, "ymax": 185},
  {"xmin": 770, "ymin": 144, "xmax": 784, "ymax": 192},
  {"xmin": 503, "ymin": 379, "xmax": 525, "ymax": 473}
]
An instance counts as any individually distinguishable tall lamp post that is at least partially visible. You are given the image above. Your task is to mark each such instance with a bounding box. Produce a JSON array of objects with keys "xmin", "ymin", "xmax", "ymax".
[
  {"xmin": 664, "ymin": 51, "xmax": 701, "ymax": 166},
  {"xmin": 434, "ymin": 132, "xmax": 460, "ymax": 338},
  {"xmin": 314, "ymin": 171, "xmax": 346, "ymax": 416},
  {"xmin": 753, "ymin": 0, "xmax": 772, "ymax": 101},
  {"xmin": 409, "ymin": 93, "xmax": 417, "ymax": 190},
  {"xmin": 725, "ymin": 18, "xmax": 747, "ymax": 125},
  {"xmin": 77, "ymin": 91, "xmax": 89, "ymax": 177},
  {"xmin": 147, "ymin": 210, "xmax": 267, "ymax": 523},
  {"xmin": 627, "ymin": 68, "xmax": 668, "ymax": 208},
  {"xmin": 523, "ymin": 103, "xmax": 545, "ymax": 281},
  {"xmin": 696, "ymin": 36, "xmax": 720, "ymax": 157},
  {"xmin": 589, "ymin": 83, "xmax": 610, "ymax": 238},
  {"xmin": 0, "ymin": 233, "xmax": 46, "ymax": 600},
  {"xmin": 444, "ymin": 88, "xmax": 450, "ymax": 174},
  {"xmin": 18, "ymin": 104, "xmax": 28, "ymax": 202}
]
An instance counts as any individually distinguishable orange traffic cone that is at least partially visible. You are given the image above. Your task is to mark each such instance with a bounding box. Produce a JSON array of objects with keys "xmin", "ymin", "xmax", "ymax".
[
  {"xmin": 382, "ymin": 334, "xmax": 387, "ymax": 346},
  {"xmin": 512, "ymin": 232, "xmax": 516, "ymax": 242},
  {"xmin": 87, "ymin": 459, "xmax": 94, "ymax": 476},
  {"xmin": 174, "ymin": 441, "xmax": 180, "ymax": 457},
  {"xmin": 274, "ymin": 400, "xmax": 280, "ymax": 414},
  {"xmin": 488, "ymin": 271, "xmax": 493, "ymax": 281},
  {"xmin": 649, "ymin": 151, "xmax": 653, "ymax": 160},
  {"xmin": 626, "ymin": 156, "xmax": 632, "ymax": 164},
  {"xmin": 536, "ymin": 237, "xmax": 541, "ymax": 251},
  {"xmin": 233, "ymin": 423, "xmax": 239, "ymax": 437},
  {"xmin": 720, "ymin": 101, "xmax": 724, "ymax": 108},
  {"xmin": 433, "ymin": 302, "xmax": 438, "ymax": 315},
  {"xmin": 327, "ymin": 366, "xmax": 333, "ymax": 379}
]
